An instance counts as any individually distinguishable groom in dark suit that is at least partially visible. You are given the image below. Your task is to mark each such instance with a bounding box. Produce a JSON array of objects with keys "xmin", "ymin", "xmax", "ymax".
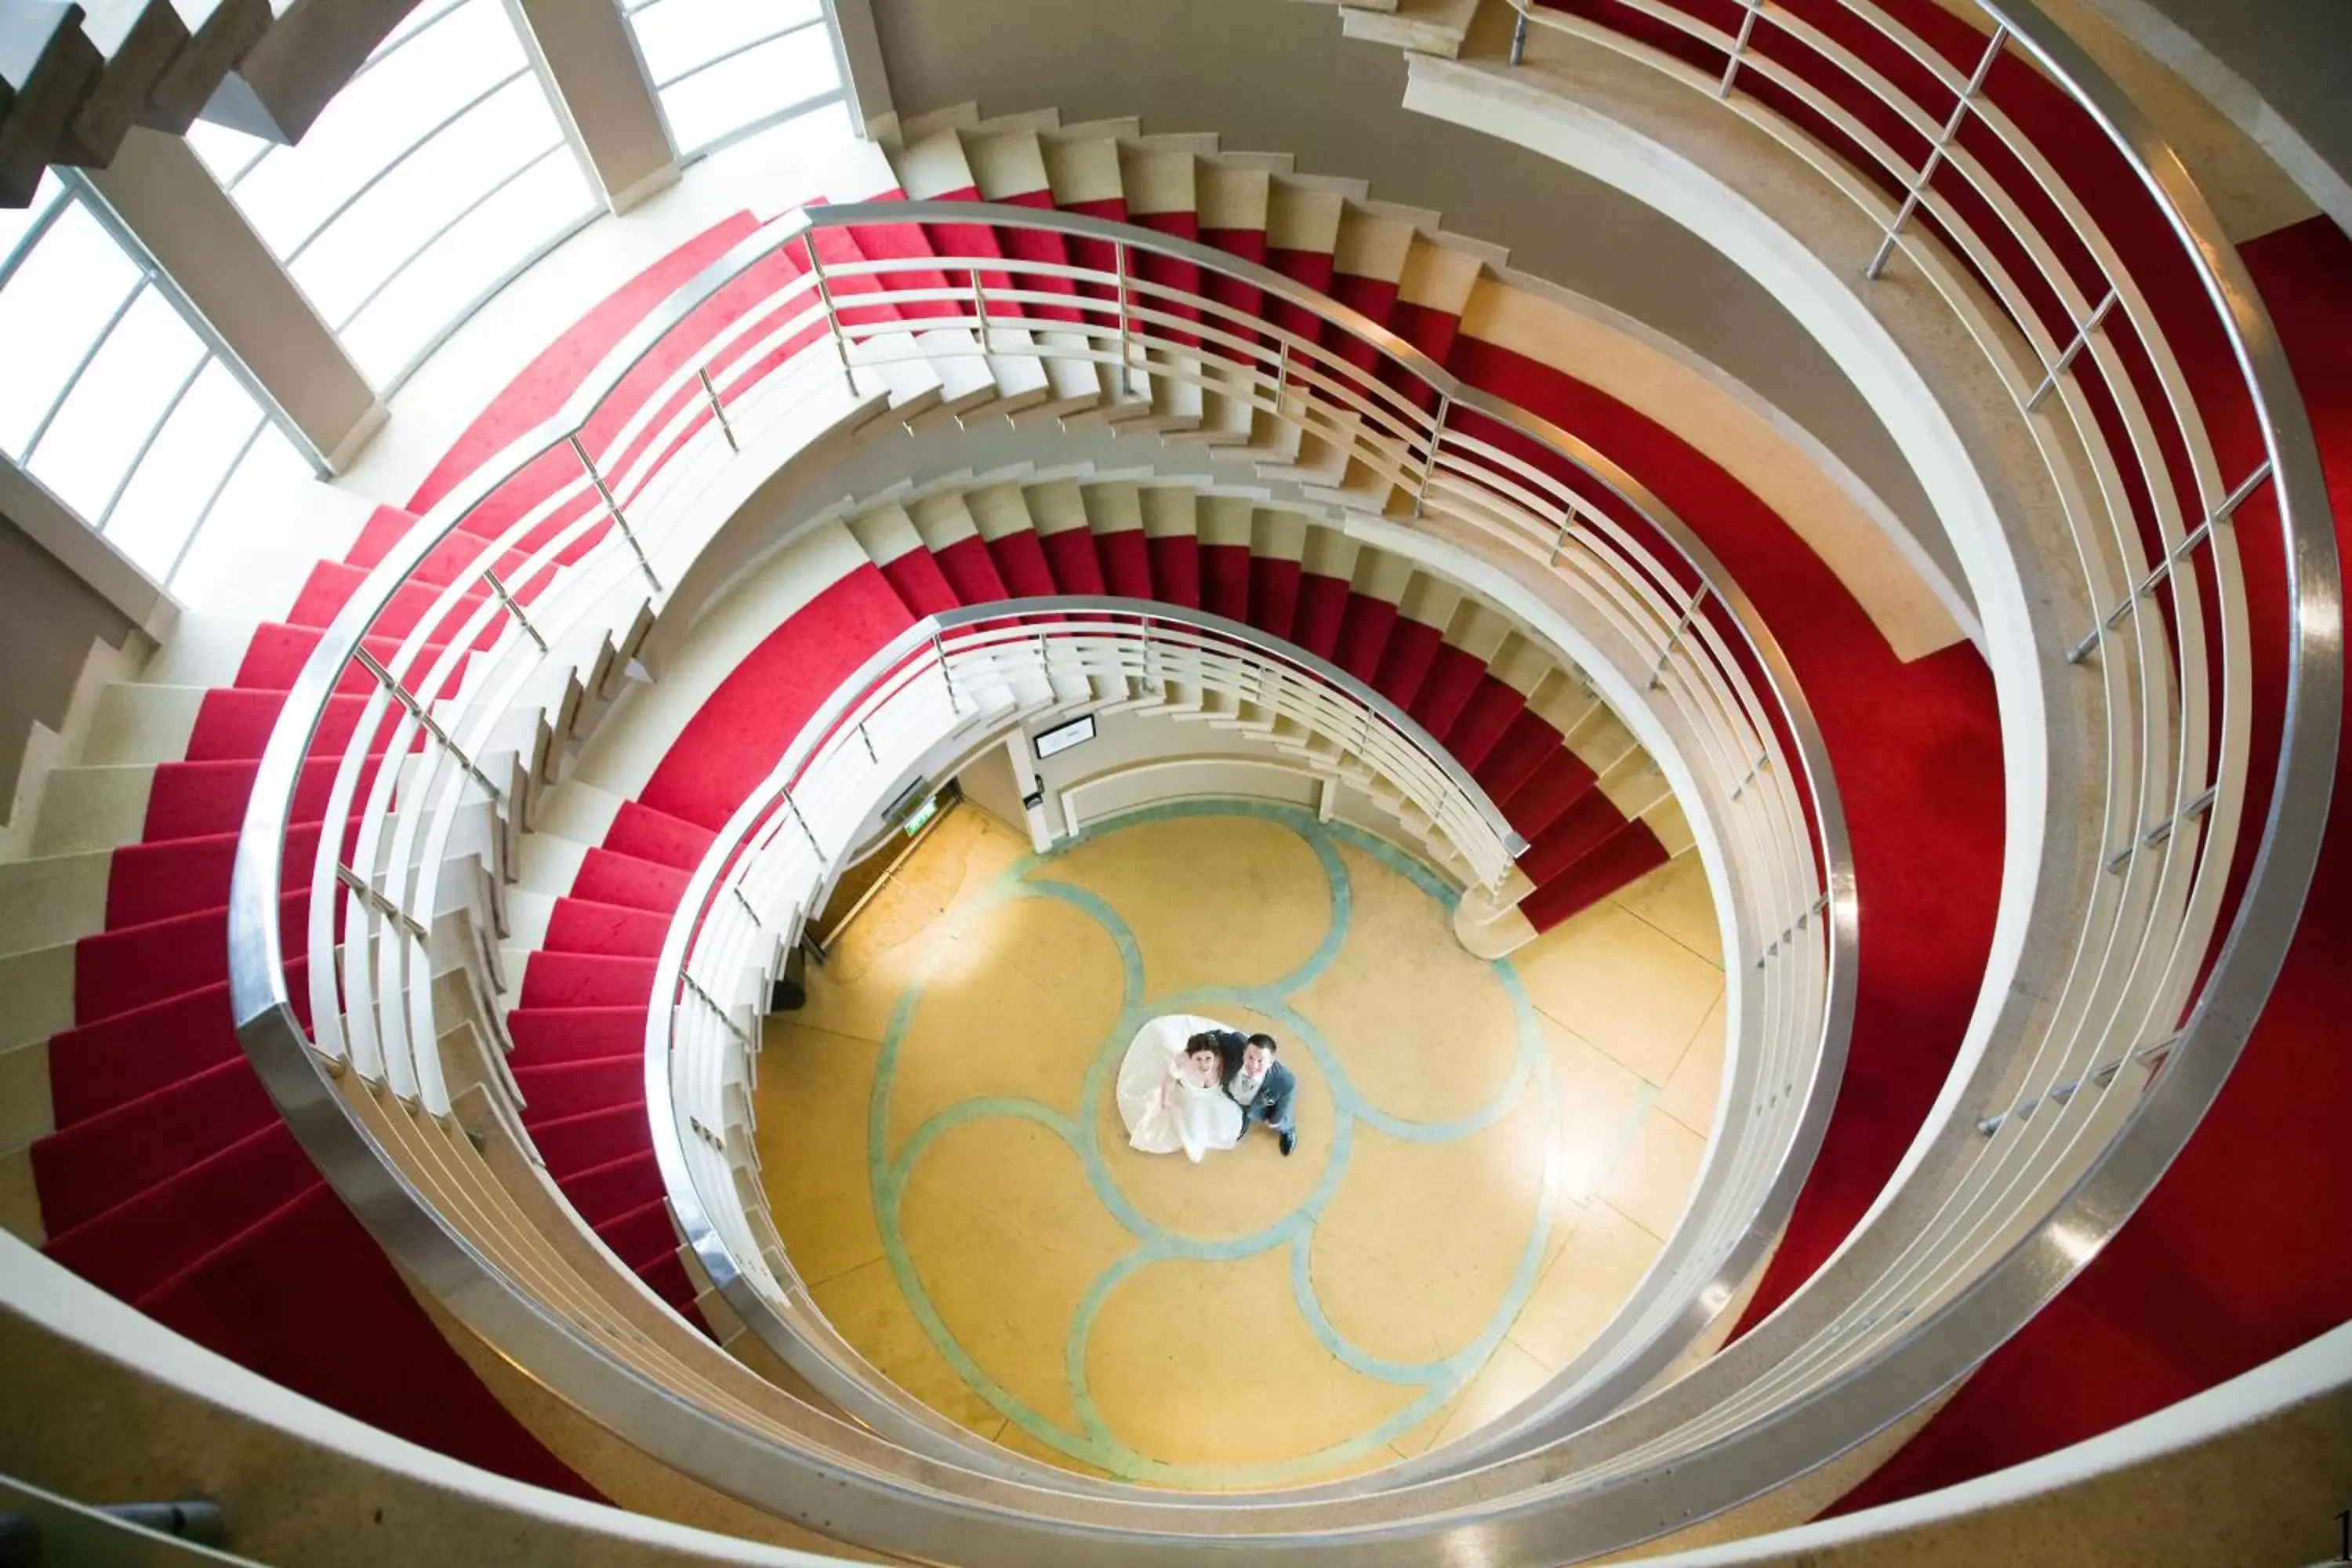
[{"xmin": 1203, "ymin": 1030, "xmax": 1298, "ymax": 1156}]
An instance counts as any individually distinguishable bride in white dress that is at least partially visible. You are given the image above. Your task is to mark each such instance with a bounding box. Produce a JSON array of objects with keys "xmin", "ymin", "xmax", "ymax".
[{"xmin": 1116, "ymin": 1013, "xmax": 1243, "ymax": 1163}]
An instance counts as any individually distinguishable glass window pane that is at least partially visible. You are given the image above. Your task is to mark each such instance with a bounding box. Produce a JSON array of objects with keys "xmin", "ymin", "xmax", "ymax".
[
  {"xmin": 339, "ymin": 149, "xmax": 596, "ymax": 385},
  {"xmin": 291, "ymin": 74, "xmax": 561, "ymax": 325},
  {"xmin": 163, "ymin": 422, "xmax": 311, "ymax": 608},
  {"xmin": 658, "ymin": 24, "xmax": 840, "ymax": 155},
  {"xmin": 0, "ymin": 201, "xmax": 143, "ymax": 457},
  {"xmin": 229, "ymin": 0, "xmax": 525, "ymax": 255},
  {"xmin": 632, "ymin": 0, "xmax": 821, "ymax": 86},
  {"xmin": 368, "ymin": 0, "xmax": 470, "ymax": 62},
  {"xmin": 28, "ymin": 285, "xmax": 208, "ymax": 518},
  {"xmin": 102, "ymin": 361, "xmax": 264, "ymax": 579},
  {"xmin": 183, "ymin": 119, "xmax": 271, "ymax": 187},
  {"xmin": 196, "ymin": 0, "xmax": 591, "ymax": 394},
  {"xmin": 728, "ymin": 96, "xmax": 857, "ymax": 176}
]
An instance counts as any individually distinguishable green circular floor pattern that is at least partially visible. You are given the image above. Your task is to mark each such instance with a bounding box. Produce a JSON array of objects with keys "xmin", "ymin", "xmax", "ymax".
[{"xmin": 866, "ymin": 800, "xmax": 1561, "ymax": 1487}]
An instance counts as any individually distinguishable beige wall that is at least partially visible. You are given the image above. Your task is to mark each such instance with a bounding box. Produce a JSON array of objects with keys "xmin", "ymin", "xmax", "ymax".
[
  {"xmin": 865, "ymin": 0, "xmax": 1955, "ymax": 590},
  {"xmin": 2098, "ymin": 0, "xmax": 2352, "ymax": 234},
  {"xmin": 0, "ymin": 509, "xmax": 141, "ymax": 837},
  {"xmin": 512, "ymin": 0, "xmax": 681, "ymax": 214}
]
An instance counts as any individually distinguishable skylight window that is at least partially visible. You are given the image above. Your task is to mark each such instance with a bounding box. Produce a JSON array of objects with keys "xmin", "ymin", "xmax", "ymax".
[
  {"xmin": 183, "ymin": 0, "xmax": 598, "ymax": 389},
  {"xmin": 622, "ymin": 0, "xmax": 846, "ymax": 158},
  {"xmin": 0, "ymin": 174, "xmax": 279, "ymax": 584}
]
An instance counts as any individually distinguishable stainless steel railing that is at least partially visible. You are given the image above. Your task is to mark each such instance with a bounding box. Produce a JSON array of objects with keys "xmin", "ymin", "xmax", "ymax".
[
  {"xmin": 1407, "ymin": 0, "xmax": 2339, "ymax": 1503},
  {"xmin": 223, "ymin": 196, "xmax": 1848, "ymax": 1558}
]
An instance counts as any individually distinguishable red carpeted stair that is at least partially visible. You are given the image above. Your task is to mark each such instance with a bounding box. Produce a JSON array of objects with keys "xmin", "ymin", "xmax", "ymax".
[
  {"xmin": 1828, "ymin": 212, "xmax": 2352, "ymax": 1510},
  {"xmin": 14, "ymin": 212, "xmax": 857, "ymax": 1495},
  {"xmin": 505, "ymin": 564, "xmax": 919, "ymax": 1322},
  {"xmin": 1443, "ymin": 334, "xmax": 2007, "ymax": 1335}
]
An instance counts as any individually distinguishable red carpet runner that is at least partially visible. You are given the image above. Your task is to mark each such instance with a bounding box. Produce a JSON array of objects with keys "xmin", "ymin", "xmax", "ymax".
[{"xmin": 22, "ymin": 216, "xmax": 810, "ymax": 1498}]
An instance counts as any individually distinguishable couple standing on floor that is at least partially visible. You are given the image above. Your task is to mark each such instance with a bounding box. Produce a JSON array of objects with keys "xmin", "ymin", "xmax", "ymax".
[{"xmin": 1114, "ymin": 1013, "xmax": 1298, "ymax": 1164}]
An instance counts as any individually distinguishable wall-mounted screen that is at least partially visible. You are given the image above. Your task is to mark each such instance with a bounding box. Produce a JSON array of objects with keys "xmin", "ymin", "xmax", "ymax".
[{"xmin": 1033, "ymin": 713, "xmax": 1098, "ymax": 759}]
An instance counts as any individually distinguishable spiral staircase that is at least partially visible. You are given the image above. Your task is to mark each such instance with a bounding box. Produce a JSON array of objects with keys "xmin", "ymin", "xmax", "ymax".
[{"xmin": 1, "ymin": 0, "xmax": 2347, "ymax": 1563}]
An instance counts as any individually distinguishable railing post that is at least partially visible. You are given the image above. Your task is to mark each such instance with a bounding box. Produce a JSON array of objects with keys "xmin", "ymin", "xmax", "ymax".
[
  {"xmin": 1547, "ymin": 500, "xmax": 1578, "ymax": 567},
  {"xmin": 480, "ymin": 568, "xmax": 546, "ymax": 653},
  {"xmin": 1864, "ymin": 23, "xmax": 2008, "ymax": 280},
  {"xmin": 336, "ymin": 862, "xmax": 430, "ymax": 941},
  {"xmin": 697, "ymin": 367, "xmax": 739, "ymax": 452},
  {"xmin": 2105, "ymin": 782, "xmax": 2220, "ymax": 873},
  {"xmin": 971, "ymin": 267, "xmax": 988, "ymax": 350},
  {"xmin": 1114, "ymin": 241, "xmax": 1135, "ymax": 398},
  {"xmin": 1730, "ymin": 748, "xmax": 1771, "ymax": 801},
  {"xmin": 2067, "ymin": 459, "xmax": 2270, "ymax": 664},
  {"xmin": 1509, "ymin": 2, "xmax": 1530, "ymax": 64},
  {"xmin": 682, "ymin": 969, "xmax": 753, "ymax": 1048},
  {"xmin": 568, "ymin": 433, "xmax": 662, "ymax": 593},
  {"xmin": 933, "ymin": 630, "xmax": 959, "ymax": 713},
  {"xmin": 782, "ymin": 787, "xmax": 823, "ymax": 860},
  {"xmin": 801, "ymin": 232, "xmax": 851, "ymax": 396},
  {"xmin": 352, "ymin": 646, "xmax": 504, "ymax": 804},
  {"xmin": 1650, "ymin": 585, "xmax": 1711, "ymax": 690},
  {"xmin": 1719, "ymin": 0, "xmax": 1762, "ymax": 96},
  {"xmin": 2026, "ymin": 287, "xmax": 2120, "ymax": 412},
  {"xmin": 1413, "ymin": 392, "xmax": 1452, "ymax": 519},
  {"xmin": 858, "ymin": 720, "xmax": 877, "ymax": 764},
  {"xmin": 729, "ymin": 884, "xmax": 764, "ymax": 928},
  {"xmin": 1754, "ymin": 891, "xmax": 1831, "ymax": 969}
]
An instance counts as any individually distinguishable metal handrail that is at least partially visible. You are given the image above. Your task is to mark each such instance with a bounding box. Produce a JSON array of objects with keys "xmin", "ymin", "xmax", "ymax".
[
  {"xmin": 1445, "ymin": 0, "xmax": 2339, "ymax": 1504},
  {"xmin": 223, "ymin": 198, "xmax": 1847, "ymax": 1557}
]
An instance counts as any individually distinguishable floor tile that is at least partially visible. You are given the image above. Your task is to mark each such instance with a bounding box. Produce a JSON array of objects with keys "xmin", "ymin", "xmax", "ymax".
[
  {"xmin": 1515, "ymin": 904, "xmax": 1725, "ymax": 1083},
  {"xmin": 879, "ymin": 895, "xmax": 1127, "ymax": 1152},
  {"xmin": 1084, "ymin": 1246, "xmax": 1421, "ymax": 1478},
  {"xmin": 1290, "ymin": 843, "xmax": 1524, "ymax": 1123},
  {"xmin": 1393, "ymin": 1337, "xmax": 1556, "ymax": 1457},
  {"xmin": 897, "ymin": 1115, "xmax": 1135, "ymax": 1436},
  {"xmin": 1506, "ymin": 1201, "xmax": 1664, "ymax": 1372},
  {"xmin": 1541, "ymin": 1016, "xmax": 1650, "ymax": 1218},
  {"xmin": 754, "ymin": 1020, "xmax": 886, "ymax": 1286},
  {"xmin": 1308, "ymin": 1087, "xmax": 1554, "ymax": 1367},
  {"xmin": 1658, "ymin": 991, "xmax": 1728, "ymax": 1136},
  {"xmin": 1040, "ymin": 812, "xmax": 1330, "ymax": 997},
  {"xmin": 1602, "ymin": 1107, "xmax": 1709, "ymax": 1241},
  {"xmin": 811, "ymin": 1258, "xmax": 1007, "ymax": 1436},
  {"xmin": 1613, "ymin": 853, "xmax": 1723, "ymax": 964}
]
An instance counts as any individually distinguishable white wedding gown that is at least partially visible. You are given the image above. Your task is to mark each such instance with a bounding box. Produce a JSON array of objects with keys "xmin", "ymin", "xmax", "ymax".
[{"xmin": 1116, "ymin": 1013, "xmax": 1243, "ymax": 1163}]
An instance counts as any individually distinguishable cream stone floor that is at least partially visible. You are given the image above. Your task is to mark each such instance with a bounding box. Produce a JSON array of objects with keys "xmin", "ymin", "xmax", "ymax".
[{"xmin": 751, "ymin": 800, "xmax": 1726, "ymax": 1490}]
